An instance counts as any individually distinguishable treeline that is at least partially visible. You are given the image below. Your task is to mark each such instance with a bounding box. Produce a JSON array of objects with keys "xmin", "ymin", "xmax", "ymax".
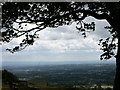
[{"xmin": 2, "ymin": 70, "xmax": 39, "ymax": 90}]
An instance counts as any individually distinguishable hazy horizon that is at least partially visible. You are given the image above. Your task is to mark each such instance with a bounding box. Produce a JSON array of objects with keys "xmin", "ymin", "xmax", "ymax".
[{"xmin": 2, "ymin": 59, "xmax": 115, "ymax": 67}]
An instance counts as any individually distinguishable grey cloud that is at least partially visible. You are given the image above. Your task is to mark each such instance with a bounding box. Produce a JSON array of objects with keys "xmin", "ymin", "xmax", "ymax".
[
  {"xmin": 84, "ymin": 16, "xmax": 111, "ymax": 39},
  {"xmin": 39, "ymin": 24, "xmax": 82, "ymax": 41}
]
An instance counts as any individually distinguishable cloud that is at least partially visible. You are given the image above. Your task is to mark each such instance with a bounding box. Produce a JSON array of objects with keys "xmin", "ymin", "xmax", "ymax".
[
  {"xmin": 2, "ymin": 16, "xmax": 112, "ymax": 63},
  {"xmin": 83, "ymin": 16, "xmax": 111, "ymax": 38},
  {"xmin": 3, "ymin": 16, "xmax": 110, "ymax": 52},
  {"xmin": 33, "ymin": 19, "xmax": 107, "ymax": 53}
]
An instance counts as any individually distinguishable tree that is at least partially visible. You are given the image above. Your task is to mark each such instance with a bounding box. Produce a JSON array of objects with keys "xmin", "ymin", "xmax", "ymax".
[
  {"xmin": 1, "ymin": 2, "xmax": 120, "ymax": 90},
  {"xmin": 2, "ymin": 69, "xmax": 19, "ymax": 89}
]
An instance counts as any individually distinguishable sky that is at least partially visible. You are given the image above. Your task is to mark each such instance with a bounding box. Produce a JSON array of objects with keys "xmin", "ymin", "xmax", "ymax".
[{"xmin": 1, "ymin": 16, "xmax": 116, "ymax": 66}]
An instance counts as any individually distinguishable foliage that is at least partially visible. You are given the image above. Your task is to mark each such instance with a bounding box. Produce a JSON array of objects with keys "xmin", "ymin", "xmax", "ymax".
[
  {"xmin": 2, "ymin": 69, "xmax": 18, "ymax": 83},
  {"xmin": 2, "ymin": 69, "xmax": 19, "ymax": 88},
  {"xmin": 1, "ymin": 2, "xmax": 119, "ymax": 60}
]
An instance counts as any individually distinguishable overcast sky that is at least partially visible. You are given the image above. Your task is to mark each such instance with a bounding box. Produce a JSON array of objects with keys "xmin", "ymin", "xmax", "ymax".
[{"xmin": 1, "ymin": 16, "xmax": 116, "ymax": 66}]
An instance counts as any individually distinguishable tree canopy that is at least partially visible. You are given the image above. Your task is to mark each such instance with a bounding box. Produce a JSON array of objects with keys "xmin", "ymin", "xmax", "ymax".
[{"xmin": 1, "ymin": 2, "xmax": 119, "ymax": 60}]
